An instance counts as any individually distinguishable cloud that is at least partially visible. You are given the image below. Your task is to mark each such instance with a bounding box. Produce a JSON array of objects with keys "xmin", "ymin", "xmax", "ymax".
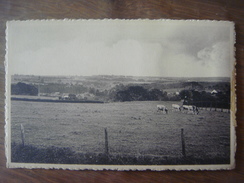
[
  {"xmin": 197, "ymin": 41, "xmax": 230, "ymax": 77},
  {"xmin": 11, "ymin": 39, "xmax": 163, "ymax": 76},
  {"xmin": 8, "ymin": 20, "xmax": 233, "ymax": 77},
  {"xmin": 10, "ymin": 39, "xmax": 231, "ymax": 77}
]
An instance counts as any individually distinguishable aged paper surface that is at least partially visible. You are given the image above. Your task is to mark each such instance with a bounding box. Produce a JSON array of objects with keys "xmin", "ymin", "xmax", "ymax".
[{"xmin": 5, "ymin": 19, "xmax": 236, "ymax": 170}]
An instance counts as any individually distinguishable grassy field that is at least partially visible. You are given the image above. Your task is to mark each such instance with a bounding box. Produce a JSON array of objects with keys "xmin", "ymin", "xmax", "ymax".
[{"xmin": 11, "ymin": 100, "xmax": 230, "ymax": 164}]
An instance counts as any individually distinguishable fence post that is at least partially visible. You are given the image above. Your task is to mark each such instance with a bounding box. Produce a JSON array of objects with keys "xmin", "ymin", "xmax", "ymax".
[
  {"xmin": 20, "ymin": 124, "xmax": 25, "ymax": 147},
  {"xmin": 181, "ymin": 128, "xmax": 186, "ymax": 157},
  {"xmin": 104, "ymin": 128, "xmax": 109, "ymax": 156}
]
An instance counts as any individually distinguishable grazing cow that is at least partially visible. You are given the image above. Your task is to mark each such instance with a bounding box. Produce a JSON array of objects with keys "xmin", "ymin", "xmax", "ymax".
[
  {"xmin": 172, "ymin": 104, "xmax": 181, "ymax": 111},
  {"xmin": 182, "ymin": 105, "xmax": 199, "ymax": 114},
  {"xmin": 157, "ymin": 105, "xmax": 168, "ymax": 114}
]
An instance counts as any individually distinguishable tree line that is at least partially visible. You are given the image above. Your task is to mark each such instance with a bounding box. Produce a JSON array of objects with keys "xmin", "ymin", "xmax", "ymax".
[{"xmin": 11, "ymin": 82, "xmax": 230, "ymax": 106}]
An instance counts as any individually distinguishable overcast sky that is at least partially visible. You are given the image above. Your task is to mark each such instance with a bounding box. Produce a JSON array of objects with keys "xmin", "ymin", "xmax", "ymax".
[{"xmin": 7, "ymin": 20, "xmax": 234, "ymax": 77}]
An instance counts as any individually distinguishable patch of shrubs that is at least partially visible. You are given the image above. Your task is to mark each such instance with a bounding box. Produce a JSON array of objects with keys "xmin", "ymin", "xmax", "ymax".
[
  {"xmin": 11, "ymin": 82, "xmax": 38, "ymax": 96},
  {"xmin": 11, "ymin": 143, "xmax": 229, "ymax": 165},
  {"xmin": 113, "ymin": 86, "xmax": 170, "ymax": 102}
]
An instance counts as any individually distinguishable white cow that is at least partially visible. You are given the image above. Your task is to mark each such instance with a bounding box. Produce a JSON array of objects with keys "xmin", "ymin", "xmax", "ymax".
[
  {"xmin": 172, "ymin": 104, "xmax": 181, "ymax": 111},
  {"xmin": 157, "ymin": 105, "xmax": 168, "ymax": 114},
  {"xmin": 182, "ymin": 105, "xmax": 199, "ymax": 114}
]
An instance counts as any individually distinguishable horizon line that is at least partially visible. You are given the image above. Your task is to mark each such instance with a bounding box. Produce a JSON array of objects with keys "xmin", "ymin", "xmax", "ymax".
[{"xmin": 11, "ymin": 74, "xmax": 231, "ymax": 78}]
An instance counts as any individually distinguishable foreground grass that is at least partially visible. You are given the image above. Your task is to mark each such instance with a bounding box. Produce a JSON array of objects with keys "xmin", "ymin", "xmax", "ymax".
[{"xmin": 11, "ymin": 143, "xmax": 230, "ymax": 165}]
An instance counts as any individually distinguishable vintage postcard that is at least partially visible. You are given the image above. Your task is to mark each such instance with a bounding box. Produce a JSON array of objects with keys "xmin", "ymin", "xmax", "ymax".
[{"xmin": 5, "ymin": 19, "xmax": 236, "ymax": 170}]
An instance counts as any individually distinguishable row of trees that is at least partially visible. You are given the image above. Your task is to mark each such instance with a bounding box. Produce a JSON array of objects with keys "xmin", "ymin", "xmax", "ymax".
[
  {"xmin": 11, "ymin": 82, "xmax": 38, "ymax": 96},
  {"xmin": 179, "ymin": 89, "xmax": 230, "ymax": 103},
  {"xmin": 111, "ymin": 86, "xmax": 168, "ymax": 102},
  {"xmin": 111, "ymin": 86, "xmax": 230, "ymax": 104},
  {"xmin": 11, "ymin": 82, "xmax": 230, "ymax": 107}
]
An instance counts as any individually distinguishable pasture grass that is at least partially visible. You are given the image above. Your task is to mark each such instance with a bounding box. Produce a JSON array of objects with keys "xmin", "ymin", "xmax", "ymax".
[
  {"xmin": 11, "ymin": 101, "xmax": 231, "ymax": 165},
  {"xmin": 11, "ymin": 143, "xmax": 229, "ymax": 165}
]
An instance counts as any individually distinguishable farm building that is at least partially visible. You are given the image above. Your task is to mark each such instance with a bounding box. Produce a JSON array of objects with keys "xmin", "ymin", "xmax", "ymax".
[
  {"xmin": 59, "ymin": 93, "xmax": 77, "ymax": 100},
  {"xmin": 211, "ymin": 90, "xmax": 218, "ymax": 95}
]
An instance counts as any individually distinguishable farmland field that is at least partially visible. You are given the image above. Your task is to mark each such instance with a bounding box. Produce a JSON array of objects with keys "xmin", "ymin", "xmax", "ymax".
[{"xmin": 11, "ymin": 100, "xmax": 230, "ymax": 164}]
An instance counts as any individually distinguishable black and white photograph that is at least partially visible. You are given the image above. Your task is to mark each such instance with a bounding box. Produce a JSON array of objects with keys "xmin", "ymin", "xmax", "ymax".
[{"xmin": 5, "ymin": 19, "xmax": 235, "ymax": 170}]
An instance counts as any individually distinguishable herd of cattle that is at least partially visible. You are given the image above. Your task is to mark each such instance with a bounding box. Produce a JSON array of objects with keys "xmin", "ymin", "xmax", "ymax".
[{"xmin": 157, "ymin": 104, "xmax": 199, "ymax": 115}]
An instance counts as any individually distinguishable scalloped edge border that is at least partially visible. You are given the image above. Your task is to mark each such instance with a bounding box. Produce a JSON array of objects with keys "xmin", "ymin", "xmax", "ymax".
[{"xmin": 5, "ymin": 19, "xmax": 236, "ymax": 171}]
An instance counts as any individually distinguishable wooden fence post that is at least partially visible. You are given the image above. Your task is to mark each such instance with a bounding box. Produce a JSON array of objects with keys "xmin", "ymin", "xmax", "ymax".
[
  {"xmin": 104, "ymin": 128, "xmax": 109, "ymax": 156},
  {"xmin": 20, "ymin": 124, "xmax": 25, "ymax": 147},
  {"xmin": 181, "ymin": 128, "xmax": 186, "ymax": 157}
]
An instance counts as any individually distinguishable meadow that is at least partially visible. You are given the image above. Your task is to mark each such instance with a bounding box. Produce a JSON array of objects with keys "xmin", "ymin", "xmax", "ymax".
[{"xmin": 11, "ymin": 100, "xmax": 230, "ymax": 165}]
